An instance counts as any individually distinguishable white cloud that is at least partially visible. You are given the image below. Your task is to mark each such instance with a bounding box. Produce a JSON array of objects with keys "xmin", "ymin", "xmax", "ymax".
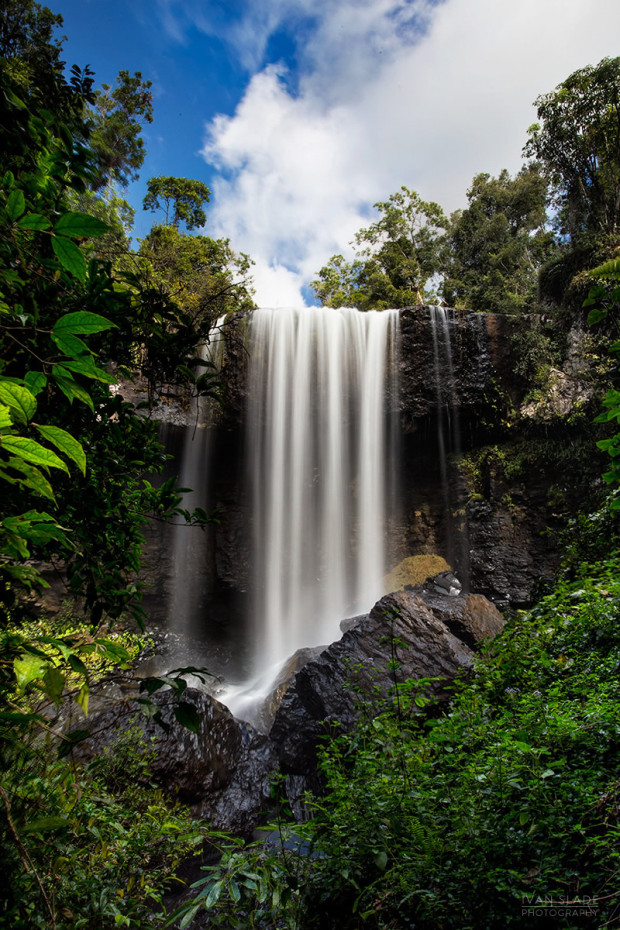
[{"xmin": 200, "ymin": 0, "xmax": 620, "ymax": 307}]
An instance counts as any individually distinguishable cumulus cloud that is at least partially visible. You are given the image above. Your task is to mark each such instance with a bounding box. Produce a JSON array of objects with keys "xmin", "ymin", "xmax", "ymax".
[{"xmin": 199, "ymin": 0, "xmax": 620, "ymax": 307}]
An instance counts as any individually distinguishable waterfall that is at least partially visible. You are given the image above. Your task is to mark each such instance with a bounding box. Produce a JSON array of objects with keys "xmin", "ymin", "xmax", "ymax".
[
  {"xmin": 225, "ymin": 306, "xmax": 399, "ymax": 712},
  {"xmin": 168, "ymin": 316, "xmax": 227, "ymax": 637},
  {"xmin": 428, "ymin": 306, "xmax": 468, "ymax": 581}
]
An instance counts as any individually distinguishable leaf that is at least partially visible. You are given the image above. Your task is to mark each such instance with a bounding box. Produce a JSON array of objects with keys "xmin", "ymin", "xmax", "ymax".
[
  {"xmin": 17, "ymin": 214, "xmax": 51, "ymax": 231},
  {"xmin": 53, "ymin": 311, "xmax": 116, "ymax": 337},
  {"xmin": 43, "ymin": 666, "xmax": 65, "ymax": 707},
  {"xmin": 173, "ymin": 702, "xmax": 201, "ymax": 733},
  {"xmin": 60, "ymin": 356, "xmax": 114, "ymax": 383},
  {"xmin": 34, "ymin": 425, "xmax": 86, "ymax": 475},
  {"xmin": 179, "ymin": 905, "xmax": 201, "ymax": 930},
  {"xmin": 6, "ymin": 189, "xmax": 25, "ymax": 221},
  {"xmin": 76, "ymin": 683, "xmax": 89, "ymax": 716},
  {"xmin": 1, "ymin": 436, "xmax": 69, "ymax": 472},
  {"xmin": 68, "ymin": 654, "xmax": 89, "ymax": 680},
  {"xmin": 14, "ymin": 653, "xmax": 48, "ymax": 690},
  {"xmin": 374, "ymin": 850, "xmax": 388, "ymax": 870},
  {"xmin": 52, "ymin": 236, "xmax": 86, "ymax": 280},
  {"xmin": 4, "ymin": 458, "xmax": 55, "ymax": 500},
  {"xmin": 587, "ymin": 307, "xmax": 608, "ymax": 325},
  {"xmin": 51, "ymin": 332, "xmax": 90, "ymax": 358},
  {"xmin": 0, "ymin": 402, "xmax": 12, "ymax": 429},
  {"xmin": 24, "ymin": 816, "xmax": 69, "ymax": 834},
  {"xmin": 54, "ymin": 212, "xmax": 110, "ymax": 238},
  {"xmin": 24, "ymin": 372, "xmax": 47, "ymax": 396},
  {"xmin": 0, "ymin": 382, "xmax": 37, "ymax": 424},
  {"xmin": 53, "ymin": 376, "xmax": 95, "ymax": 412},
  {"xmin": 57, "ymin": 729, "xmax": 90, "ymax": 759}
]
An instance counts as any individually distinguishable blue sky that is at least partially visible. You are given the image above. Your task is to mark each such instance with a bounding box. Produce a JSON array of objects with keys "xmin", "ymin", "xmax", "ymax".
[{"xmin": 51, "ymin": 0, "xmax": 620, "ymax": 307}]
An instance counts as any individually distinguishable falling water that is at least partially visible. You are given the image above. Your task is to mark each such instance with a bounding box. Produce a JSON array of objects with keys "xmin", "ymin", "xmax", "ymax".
[
  {"xmin": 168, "ymin": 316, "xmax": 227, "ymax": 637},
  {"xmin": 225, "ymin": 306, "xmax": 399, "ymax": 711},
  {"xmin": 428, "ymin": 306, "xmax": 468, "ymax": 581}
]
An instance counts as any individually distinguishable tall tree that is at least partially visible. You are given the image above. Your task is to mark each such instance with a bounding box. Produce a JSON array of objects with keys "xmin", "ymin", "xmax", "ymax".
[
  {"xmin": 143, "ymin": 176, "xmax": 211, "ymax": 231},
  {"xmin": 312, "ymin": 186, "xmax": 447, "ymax": 310},
  {"xmin": 87, "ymin": 69, "xmax": 153, "ymax": 190},
  {"xmin": 524, "ymin": 57, "xmax": 620, "ymax": 242},
  {"xmin": 442, "ymin": 166, "xmax": 554, "ymax": 313},
  {"xmin": 139, "ymin": 222, "xmax": 255, "ymax": 331}
]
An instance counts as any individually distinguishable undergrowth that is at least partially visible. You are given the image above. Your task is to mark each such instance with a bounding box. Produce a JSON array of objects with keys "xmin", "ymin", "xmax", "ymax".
[{"xmin": 180, "ymin": 552, "xmax": 620, "ymax": 929}]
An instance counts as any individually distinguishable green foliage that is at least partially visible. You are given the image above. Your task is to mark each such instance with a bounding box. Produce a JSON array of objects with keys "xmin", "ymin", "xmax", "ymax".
[
  {"xmin": 283, "ymin": 563, "xmax": 620, "ymax": 928},
  {"xmin": 87, "ymin": 69, "xmax": 153, "ymax": 191},
  {"xmin": 0, "ymin": 722, "xmax": 209, "ymax": 929},
  {"xmin": 312, "ymin": 186, "xmax": 447, "ymax": 309},
  {"xmin": 442, "ymin": 166, "xmax": 555, "ymax": 313},
  {"xmin": 138, "ymin": 222, "xmax": 255, "ymax": 330},
  {"xmin": 143, "ymin": 176, "xmax": 211, "ymax": 231},
  {"xmin": 168, "ymin": 829, "xmax": 306, "ymax": 929},
  {"xmin": 525, "ymin": 57, "xmax": 620, "ymax": 242}
]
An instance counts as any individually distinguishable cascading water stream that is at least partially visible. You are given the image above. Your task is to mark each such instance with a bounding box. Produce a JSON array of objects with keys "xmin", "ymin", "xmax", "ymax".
[
  {"xmin": 428, "ymin": 306, "xmax": 469, "ymax": 581},
  {"xmin": 168, "ymin": 316, "xmax": 227, "ymax": 637},
  {"xmin": 224, "ymin": 306, "xmax": 400, "ymax": 716}
]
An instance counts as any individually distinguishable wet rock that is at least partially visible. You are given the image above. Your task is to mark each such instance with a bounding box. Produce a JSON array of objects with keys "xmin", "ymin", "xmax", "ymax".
[
  {"xmin": 270, "ymin": 589, "xmax": 474, "ymax": 776},
  {"xmin": 72, "ymin": 688, "xmax": 278, "ymax": 836}
]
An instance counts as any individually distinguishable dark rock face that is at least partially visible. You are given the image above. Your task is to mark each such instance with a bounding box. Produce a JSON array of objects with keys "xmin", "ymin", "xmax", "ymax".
[
  {"xmin": 270, "ymin": 589, "xmax": 475, "ymax": 776},
  {"xmin": 72, "ymin": 689, "xmax": 278, "ymax": 836}
]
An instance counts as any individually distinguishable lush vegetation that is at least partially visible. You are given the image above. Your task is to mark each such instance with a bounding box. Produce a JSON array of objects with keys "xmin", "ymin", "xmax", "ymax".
[
  {"xmin": 2, "ymin": 2, "xmax": 620, "ymax": 928},
  {"xmin": 0, "ymin": 2, "xmax": 254, "ymax": 927}
]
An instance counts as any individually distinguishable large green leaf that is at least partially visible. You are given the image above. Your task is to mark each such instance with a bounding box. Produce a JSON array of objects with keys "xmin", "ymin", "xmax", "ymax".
[
  {"xmin": 6, "ymin": 189, "xmax": 25, "ymax": 221},
  {"xmin": 0, "ymin": 382, "xmax": 37, "ymax": 424},
  {"xmin": 17, "ymin": 213, "xmax": 51, "ymax": 231},
  {"xmin": 53, "ymin": 375, "xmax": 95, "ymax": 412},
  {"xmin": 60, "ymin": 356, "xmax": 114, "ymax": 383},
  {"xmin": 35, "ymin": 425, "xmax": 86, "ymax": 475},
  {"xmin": 42, "ymin": 667, "xmax": 65, "ymax": 708},
  {"xmin": 54, "ymin": 212, "xmax": 110, "ymax": 238},
  {"xmin": 14, "ymin": 653, "xmax": 49, "ymax": 690},
  {"xmin": 51, "ymin": 236, "xmax": 86, "ymax": 280},
  {"xmin": 51, "ymin": 332, "xmax": 89, "ymax": 358},
  {"xmin": 4, "ymin": 457, "xmax": 55, "ymax": 500},
  {"xmin": 173, "ymin": 702, "xmax": 201, "ymax": 733},
  {"xmin": 0, "ymin": 436, "xmax": 69, "ymax": 472},
  {"xmin": 24, "ymin": 371, "xmax": 47, "ymax": 396},
  {"xmin": 53, "ymin": 311, "xmax": 116, "ymax": 337},
  {"xmin": 0, "ymin": 402, "xmax": 12, "ymax": 429}
]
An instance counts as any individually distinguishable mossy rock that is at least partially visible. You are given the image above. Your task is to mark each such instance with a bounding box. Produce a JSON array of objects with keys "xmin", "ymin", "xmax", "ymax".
[{"xmin": 383, "ymin": 554, "xmax": 450, "ymax": 593}]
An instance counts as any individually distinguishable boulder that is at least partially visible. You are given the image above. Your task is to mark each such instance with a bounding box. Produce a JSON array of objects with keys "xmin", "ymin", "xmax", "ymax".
[
  {"xmin": 407, "ymin": 583, "xmax": 505, "ymax": 648},
  {"xmin": 270, "ymin": 589, "xmax": 474, "ymax": 776},
  {"xmin": 72, "ymin": 688, "xmax": 278, "ymax": 836}
]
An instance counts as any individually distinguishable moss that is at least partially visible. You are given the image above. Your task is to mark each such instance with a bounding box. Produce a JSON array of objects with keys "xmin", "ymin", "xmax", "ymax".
[{"xmin": 383, "ymin": 554, "xmax": 450, "ymax": 592}]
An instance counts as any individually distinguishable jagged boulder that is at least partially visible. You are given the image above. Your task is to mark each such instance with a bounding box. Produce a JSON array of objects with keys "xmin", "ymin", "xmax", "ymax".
[
  {"xmin": 270, "ymin": 589, "xmax": 475, "ymax": 776},
  {"xmin": 72, "ymin": 688, "xmax": 278, "ymax": 836},
  {"xmin": 407, "ymin": 580, "xmax": 505, "ymax": 648}
]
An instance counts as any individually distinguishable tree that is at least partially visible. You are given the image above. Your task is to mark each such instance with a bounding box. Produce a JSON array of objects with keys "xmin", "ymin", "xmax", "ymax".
[
  {"xmin": 139, "ymin": 223, "xmax": 254, "ymax": 323},
  {"xmin": 87, "ymin": 69, "xmax": 153, "ymax": 190},
  {"xmin": 442, "ymin": 166, "xmax": 554, "ymax": 313},
  {"xmin": 0, "ymin": 0, "xmax": 64, "ymax": 101},
  {"xmin": 312, "ymin": 186, "xmax": 448, "ymax": 310},
  {"xmin": 524, "ymin": 57, "xmax": 620, "ymax": 242},
  {"xmin": 143, "ymin": 175, "xmax": 211, "ymax": 231}
]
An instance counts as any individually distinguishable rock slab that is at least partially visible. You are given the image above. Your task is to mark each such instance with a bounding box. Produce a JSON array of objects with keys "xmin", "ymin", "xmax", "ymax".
[{"xmin": 270, "ymin": 589, "xmax": 475, "ymax": 776}]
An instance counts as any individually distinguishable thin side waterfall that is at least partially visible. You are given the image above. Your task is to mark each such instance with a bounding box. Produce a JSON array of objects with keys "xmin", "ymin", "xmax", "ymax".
[
  {"xmin": 225, "ymin": 306, "xmax": 399, "ymax": 713},
  {"xmin": 168, "ymin": 316, "xmax": 227, "ymax": 636},
  {"xmin": 428, "ymin": 306, "xmax": 468, "ymax": 581}
]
